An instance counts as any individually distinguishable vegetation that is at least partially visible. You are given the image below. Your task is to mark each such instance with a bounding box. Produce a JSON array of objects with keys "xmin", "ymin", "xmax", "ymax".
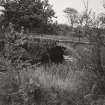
[
  {"xmin": 0, "ymin": 0, "xmax": 57, "ymax": 34},
  {"xmin": 1, "ymin": 0, "xmax": 105, "ymax": 105}
]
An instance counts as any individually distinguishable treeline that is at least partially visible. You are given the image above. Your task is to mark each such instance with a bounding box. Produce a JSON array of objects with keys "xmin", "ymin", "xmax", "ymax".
[
  {"xmin": 0, "ymin": 0, "xmax": 58, "ymax": 34},
  {"xmin": 0, "ymin": 0, "xmax": 87, "ymax": 36}
]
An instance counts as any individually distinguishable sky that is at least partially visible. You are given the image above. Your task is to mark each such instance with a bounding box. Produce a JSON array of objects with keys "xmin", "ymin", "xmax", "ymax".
[{"xmin": 49, "ymin": 0, "xmax": 105, "ymax": 24}]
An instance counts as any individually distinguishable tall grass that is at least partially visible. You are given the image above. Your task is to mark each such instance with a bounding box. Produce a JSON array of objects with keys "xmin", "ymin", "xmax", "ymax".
[
  {"xmin": 18, "ymin": 61, "xmax": 96, "ymax": 105},
  {"xmin": 0, "ymin": 49, "xmax": 100, "ymax": 105}
]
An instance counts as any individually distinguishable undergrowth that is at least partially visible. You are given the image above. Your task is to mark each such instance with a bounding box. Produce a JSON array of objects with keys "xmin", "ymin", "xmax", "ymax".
[
  {"xmin": 0, "ymin": 59, "xmax": 97, "ymax": 105},
  {"xmin": 0, "ymin": 24, "xmax": 104, "ymax": 105}
]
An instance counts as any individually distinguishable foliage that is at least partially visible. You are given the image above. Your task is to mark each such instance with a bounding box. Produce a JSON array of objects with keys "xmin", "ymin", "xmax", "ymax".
[
  {"xmin": 0, "ymin": 0, "xmax": 55, "ymax": 33},
  {"xmin": 1, "ymin": 1, "xmax": 105, "ymax": 104}
]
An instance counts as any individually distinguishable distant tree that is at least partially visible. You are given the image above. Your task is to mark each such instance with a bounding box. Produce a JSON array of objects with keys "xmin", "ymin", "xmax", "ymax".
[
  {"xmin": 0, "ymin": 0, "xmax": 55, "ymax": 33},
  {"xmin": 64, "ymin": 8, "xmax": 78, "ymax": 27}
]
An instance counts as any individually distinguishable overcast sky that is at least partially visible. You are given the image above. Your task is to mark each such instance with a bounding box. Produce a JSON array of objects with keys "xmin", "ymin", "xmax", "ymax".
[{"xmin": 49, "ymin": 0, "xmax": 105, "ymax": 24}]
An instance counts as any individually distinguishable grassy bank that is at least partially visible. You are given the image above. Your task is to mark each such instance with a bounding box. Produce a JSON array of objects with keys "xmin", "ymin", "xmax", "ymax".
[
  {"xmin": 0, "ymin": 45, "xmax": 98, "ymax": 105},
  {"xmin": 16, "ymin": 61, "xmax": 96, "ymax": 105}
]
